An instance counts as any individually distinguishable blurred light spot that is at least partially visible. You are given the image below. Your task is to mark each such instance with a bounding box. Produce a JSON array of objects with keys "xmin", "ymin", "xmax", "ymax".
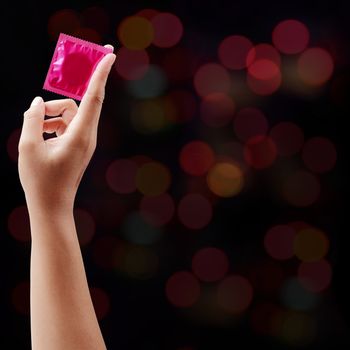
[
  {"xmin": 282, "ymin": 170, "xmax": 320, "ymax": 207},
  {"xmin": 233, "ymin": 107, "xmax": 269, "ymax": 142},
  {"xmin": 207, "ymin": 162, "xmax": 244, "ymax": 197},
  {"xmin": 293, "ymin": 228, "xmax": 329, "ymax": 262},
  {"xmin": 106, "ymin": 158, "xmax": 138, "ymax": 194},
  {"xmin": 302, "ymin": 137, "xmax": 337, "ymax": 173},
  {"xmin": 247, "ymin": 43, "xmax": 281, "ymax": 67},
  {"xmin": 178, "ymin": 194, "xmax": 212, "ymax": 230},
  {"xmin": 92, "ymin": 235, "xmax": 120, "ymax": 269},
  {"xmin": 74, "ymin": 208, "xmax": 96, "ymax": 245},
  {"xmin": 272, "ymin": 19, "xmax": 309, "ymax": 54},
  {"xmin": 7, "ymin": 128, "xmax": 21, "ymax": 162},
  {"xmin": 48, "ymin": 9, "xmax": 80, "ymax": 40},
  {"xmin": 180, "ymin": 141, "xmax": 215, "ymax": 176},
  {"xmin": 248, "ymin": 59, "xmax": 280, "ymax": 80},
  {"xmin": 298, "ymin": 259, "xmax": 332, "ymax": 292},
  {"xmin": 8, "ymin": 206, "xmax": 30, "ymax": 242},
  {"xmin": 117, "ymin": 16, "xmax": 154, "ymax": 50},
  {"xmin": 166, "ymin": 271, "xmax": 201, "ymax": 307},
  {"xmin": 136, "ymin": 161, "xmax": 171, "ymax": 196},
  {"xmin": 194, "ymin": 63, "xmax": 231, "ymax": 97},
  {"xmin": 122, "ymin": 212, "xmax": 162, "ymax": 245},
  {"xmin": 127, "ymin": 65, "xmax": 167, "ymax": 98},
  {"xmin": 131, "ymin": 155, "xmax": 153, "ymax": 166},
  {"xmin": 115, "ymin": 47, "xmax": 150, "ymax": 80},
  {"xmin": 249, "ymin": 261, "xmax": 284, "ymax": 294},
  {"xmin": 279, "ymin": 311, "xmax": 316, "ymax": 346},
  {"xmin": 90, "ymin": 287, "xmax": 110, "ymax": 320},
  {"xmin": 218, "ymin": 35, "xmax": 253, "ymax": 70},
  {"xmin": 136, "ymin": 8, "xmax": 160, "ymax": 20},
  {"xmin": 264, "ymin": 225, "xmax": 296, "ymax": 260},
  {"xmin": 269, "ymin": 122, "xmax": 304, "ymax": 156},
  {"xmin": 81, "ymin": 6, "xmax": 110, "ymax": 36},
  {"xmin": 73, "ymin": 27, "xmax": 101, "ymax": 43},
  {"xmin": 217, "ymin": 275, "xmax": 253, "ymax": 313},
  {"xmin": 122, "ymin": 245, "xmax": 159, "ymax": 279},
  {"xmin": 131, "ymin": 98, "xmax": 167, "ymax": 134},
  {"xmin": 162, "ymin": 47, "xmax": 198, "ymax": 81},
  {"xmin": 12, "ymin": 281, "xmax": 30, "ymax": 315},
  {"xmin": 297, "ymin": 48, "xmax": 334, "ymax": 86},
  {"xmin": 247, "ymin": 69, "xmax": 282, "ymax": 95},
  {"xmin": 200, "ymin": 93, "xmax": 235, "ymax": 127},
  {"xmin": 151, "ymin": 12, "xmax": 183, "ymax": 48},
  {"xmin": 140, "ymin": 193, "xmax": 175, "ymax": 227},
  {"xmin": 216, "ymin": 141, "xmax": 246, "ymax": 171},
  {"xmin": 281, "ymin": 278, "xmax": 319, "ymax": 310},
  {"xmin": 244, "ymin": 135, "xmax": 277, "ymax": 169},
  {"xmin": 164, "ymin": 90, "xmax": 197, "ymax": 123},
  {"xmin": 192, "ymin": 247, "xmax": 229, "ymax": 282}
]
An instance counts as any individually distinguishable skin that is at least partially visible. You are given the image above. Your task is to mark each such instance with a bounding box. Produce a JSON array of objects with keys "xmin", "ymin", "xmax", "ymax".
[{"xmin": 18, "ymin": 45, "xmax": 116, "ymax": 349}]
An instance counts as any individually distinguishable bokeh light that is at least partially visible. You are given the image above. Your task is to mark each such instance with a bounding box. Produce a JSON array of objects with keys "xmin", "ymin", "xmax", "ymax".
[
  {"xmin": 139, "ymin": 193, "xmax": 175, "ymax": 227},
  {"xmin": 207, "ymin": 162, "xmax": 244, "ymax": 197},
  {"xmin": 247, "ymin": 43, "xmax": 281, "ymax": 66},
  {"xmin": 122, "ymin": 212, "xmax": 162, "ymax": 245},
  {"xmin": 293, "ymin": 228, "xmax": 329, "ymax": 262},
  {"xmin": 298, "ymin": 259, "xmax": 332, "ymax": 292},
  {"xmin": 193, "ymin": 63, "xmax": 231, "ymax": 97},
  {"xmin": 269, "ymin": 121, "xmax": 304, "ymax": 156},
  {"xmin": 151, "ymin": 12, "xmax": 183, "ymax": 48},
  {"xmin": 106, "ymin": 158, "xmax": 138, "ymax": 194},
  {"xmin": 74, "ymin": 208, "xmax": 96, "ymax": 245},
  {"xmin": 127, "ymin": 65, "xmax": 167, "ymax": 98},
  {"xmin": 244, "ymin": 135, "xmax": 277, "ymax": 169},
  {"xmin": 264, "ymin": 224, "xmax": 296, "ymax": 260},
  {"xmin": 281, "ymin": 278, "xmax": 319, "ymax": 310},
  {"xmin": 272, "ymin": 19, "xmax": 309, "ymax": 54},
  {"xmin": 191, "ymin": 247, "xmax": 229, "ymax": 282},
  {"xmin": 48, "ymin": 9, "xmax": 80, "ymax": 40},
  {"xmin": 8, "ymin": 205, "xmax": 31, "ymax": 242},
  {"xmin": 218, "ymin": 35, "xmax": 253, "ymax": 70},
  {"xmin": 247, "ymin": 68, "xmax": 282, "ymax": 95},
  {"xmin": 297, "ymin": 48, "xmax": 334, "ymax": 86},
  {"xmin": 165, "ymin": 271, "xmax": 201, "ymax": 307},
  {"xmin": 179, "ymin": 141, "xmax": 215, "ymax": 176},
  {"xmin": 136, "ymin": 8, "xmax": 159, "ymax": 20},
  {"xmin": 136, "ymin": 161, "xmax": 171, "ymax": 196},
  {"xmin": 115, "ymin": 47, "xmax": 150, "ymax": 80},
  {"xmin": 178, "ymin": 194, "xmax": 212, "ymax": 230},
  {"xmin": 217, "ymin": 275, "xmax": 253, "ymax": 313},
  {"xmin": 73, "ymin": 27, "xmax": 101, "ymax": 43},
  {"xmin": 302, "ymin": 137, "xmax": 337, "ymax": 173},
  {"xmin": 200, "ymin": 93, "xmax": 235, "ymax": 127},
  {"xmin": 233, "ymin": 107, "xmax": 269, "ymax": 142},
  {"xmin": 11, "ymin": 281, "xmax": 30, "ymax": 315},
  {"xmin": 248, "ymin": 59, "xmax": 280, "ymax": 80},
  {"xmin": 117, "ymin": 16, "xmax": 154, "ymax": 50},
  {"xmin": 7, "ymin": 128, "xmax": 21, "ymax": 162},
  {"xmin": 282, "ymin": 170, "xmax": 320, "ymax": 207},
  {"xmin": 90, "ymin": 287, "xmax": 110, "ymax": 320}
]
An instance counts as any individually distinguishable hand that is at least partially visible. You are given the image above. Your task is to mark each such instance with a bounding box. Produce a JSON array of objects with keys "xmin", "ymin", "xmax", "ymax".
[{"xmin": 18, "ymin": 50, "xmax": 116, "ymax": 210}]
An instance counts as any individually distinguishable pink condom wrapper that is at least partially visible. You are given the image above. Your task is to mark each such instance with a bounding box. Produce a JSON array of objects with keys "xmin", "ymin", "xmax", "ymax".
[{"xmin": 43, "ymin": 33, "xmax": 113, "ymax": 100}]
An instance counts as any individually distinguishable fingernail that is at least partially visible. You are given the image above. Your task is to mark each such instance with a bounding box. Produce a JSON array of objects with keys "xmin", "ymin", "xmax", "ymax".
[
  {"xmin": 31, "ymin": 96, "xmax": 43, "ymax": 106},
  {"xmin": 108, "ymin": 53, "xmax": 116, "ymax": 67}
]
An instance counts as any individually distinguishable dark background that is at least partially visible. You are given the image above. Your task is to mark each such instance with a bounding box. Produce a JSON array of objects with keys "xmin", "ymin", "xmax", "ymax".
[{"xmin": 1, "ymin": 0, "xmax": 349, "ymax": 349}]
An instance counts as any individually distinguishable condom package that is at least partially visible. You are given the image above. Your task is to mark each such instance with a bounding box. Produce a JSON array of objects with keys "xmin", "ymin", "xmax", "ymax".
[{"xmin": 43, "ymin": 33, "xmax": 113, "ymax": 100}]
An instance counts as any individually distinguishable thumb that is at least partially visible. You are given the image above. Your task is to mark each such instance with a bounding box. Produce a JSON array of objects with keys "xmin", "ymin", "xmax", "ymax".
[{"xmin": 21, "ymin": 96, "xmax": 45, "ymax": 144}]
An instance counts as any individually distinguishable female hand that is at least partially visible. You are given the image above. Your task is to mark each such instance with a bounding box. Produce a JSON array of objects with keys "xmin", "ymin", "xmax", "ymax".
[{"xmin": 18, "ymin": 51, "xmax": 116, "ymax": 210}]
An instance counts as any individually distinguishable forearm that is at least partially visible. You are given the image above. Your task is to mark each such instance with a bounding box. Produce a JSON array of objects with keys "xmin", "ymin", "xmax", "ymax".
[{"xmin": 28, "ymin": 201, "xmax": 106, "ymax": 350}]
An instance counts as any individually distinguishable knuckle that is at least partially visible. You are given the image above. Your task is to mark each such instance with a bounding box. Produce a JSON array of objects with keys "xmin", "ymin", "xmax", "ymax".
[
  {"xmin": 86, "ymin": 92, "xmax": 105, "ymax": 106},
  {"xmin": 66, "ymin": 98, "xmax": 78, "ymax": 110}
]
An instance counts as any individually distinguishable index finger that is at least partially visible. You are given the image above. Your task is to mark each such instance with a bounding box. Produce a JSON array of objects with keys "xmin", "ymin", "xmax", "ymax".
[{"xmin": 72, "ymin": 52, "xmax": 116, "ymax": 132}]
